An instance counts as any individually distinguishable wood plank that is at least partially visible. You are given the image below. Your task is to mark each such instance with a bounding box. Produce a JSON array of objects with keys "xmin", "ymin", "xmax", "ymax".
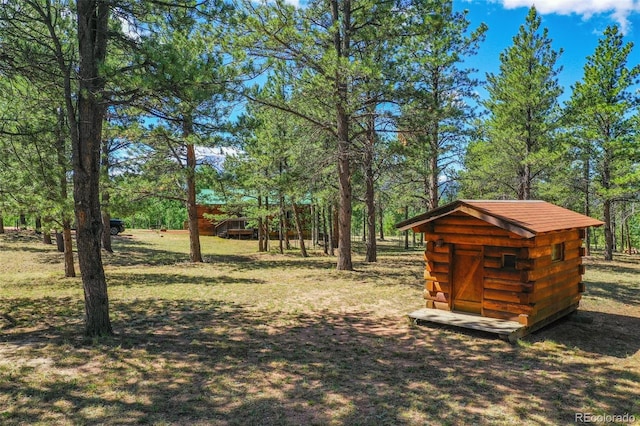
[
  {"xmin": 482, "ymin": 308, "xmax": 521, "ymax": 323},
  {"xmin": 424, "ymin": 270, "xmax": 448, "ymax": 282},
  {"xmin": 453, "ymin": 299, "xmax": 482, "ymax": 314},
  {"xmin": 483, "ymin": 267, "xmax": 523, "ymax": 281},
  {"xmin": 424, "ymin": 290, "xmax": 448, "ymax": 303},
  {"xmin": 433, "ymin": 301, "xmax": 451, "ymax": 311},
  {"xmin": 484, "ymin": 288, "xmax": 531, "ymax": 304},
  {"xmin": 425, "ymin": 261, "xmax": 448, "ymax": 274},
  {"xmin": 408, "ymin": 308, "xmax": 525, "ymax": 341},
  {"xmin": 424, "ymin": 232, "xmax": 535, "ymax": 247},
  {"xmin": 484, "ymin": 257, "xmax": 503, "ymax": 269},
  {"xmin": 483, "ymin": 278, "xmax": 533, "ymax": 293},
  {"xmin": 433, "ymin": 224, "xmax": 514, "ymax": 237},
  {"xmin": 526, "ymin": 302, "xmax": 580, "ymax": 331},
  {"xmin": 455, "ymin": 249, "xmax": 483, "ymax": 257},
  {"xmin": 483, "ymin": 299, "xmax": 533, "ymax": 315},
  {"xmin": 531, "ymin": 296, "xmax": 581, "ymax": 325},
  {"xmin": 426, "ymin": 281, "xmax": 449, "ymax": 293},
  {"xmin": 523, "ymin": 257, "xmax": 582, "ymax": 282},
  {"xmin": 565, "ymin": 239, "xmax": 585, "ymax": 250},
  {"xmin": 484, "ymin": 246, "xmax": 526, "ymax": 258},
  {"xmin": 523, "ymin": 240, "xmax": 583, "ymax": 259},
  {"xmin": 533, "ymin": 286, "xmax": 581, "ymax": 312},
  {"xmin": 522, "ymin": 245, "xmax": 552, "ymax": 258},
  {"xmin": 531, "ymin": 275, "xmax": 581, "ymax": 303},
  {"xmin": 529, "ymin": 267, "xmax": 579, "ymax": 292},
  {"xmin": 534, "ymin": 230, "xmax": 581, "ymax": 246},
  {"xmin": 432, "ymin": 216, "xmax": 489, "ymax": 227},
  {"xmin": 425, "ymin": 251, "xmax": 450, "ymax": 263}
]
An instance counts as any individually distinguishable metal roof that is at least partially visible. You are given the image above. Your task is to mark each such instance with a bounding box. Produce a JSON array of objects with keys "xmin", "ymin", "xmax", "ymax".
[{"xmin": 396, "ymin": 200, "xmax": 604, "ymax": 238}]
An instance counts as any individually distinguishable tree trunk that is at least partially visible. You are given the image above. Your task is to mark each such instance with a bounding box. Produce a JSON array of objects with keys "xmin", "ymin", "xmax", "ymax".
[
  {"xmin": 63, "ymin": 219, "xmax": 76, "ymax": 278},
  {"xmin": 404, "ymin": 206, "xmax": 409, "ymax": 250},
  {"xmin": 19, "ymin": 213, "xmax": 27, "ymax": 229},
  {"xmin": 336, "ymin": 145, "xmax": 353, "ymax": 270},
  {"xmin": 603, "ymin": 199, "xmax": 614, "ymax": 260},
  {"xmin": 362, "ymin": 214, "xmax": 366, "ymax": 242},
  {"xmin": 602, "ymin": 151, "xmax": 613, "ymax": 260},
  {"xmin": 311, "ymin": 203, "xmax": 318, "ymax": 248},
  {"xmin": 185, "ymin": 143, "xmax": 203, "ymax": 263},
  {"xmin": 258, "ymin": 195, "xmax": 265, "ymax": 252},
  {"xmin": 55, "ymin": 231, "xmax": 65, "ymax": 252},
  {"xmin": 364, "ymin": 125, "xmax": 377, "ymax": 262},
  {"xmin": 583, "ymin": 156, "xmax": 591, "ymax": 256},
  {"xmin": 278, "ymin": 195, "xmax": 284, "ymax": 254},
  {"xmin": 101, "ymin": 137, "xmax": 113, "ymax": 252},
  {"xmin": 328, "ymin": 203, "xmax": 335, "ymax": 256},
  {"xmin": 428, "ymin": 126, "xmax": 439, "ymax": 210},
  {"xmin": 0, "ymin": 215, "xmax": 4, "ymax": 234},
  {"xmin": 73, "ymin": 0, "xmax": 112, "ymax": 336},
  {"xmin": 265, "ymin": 196, "xmax": 270, "ymax": 251},
  {"xmin": 43, "ymin": 231, "xmax": 52, "ymax": 245},
  {"xmin": 378, "ymin": 202, "xmax": 384, "ymax": 241},
  {"xmin": 523, "ymin": 162, "xmax": 531, "ymax": 200},
  {"xmin": 291, "ymin": 201, "xmax": 308, "ymax": 257},
  {"xmin": 322, "ymin": 206, "xmax": 329, "ymax": 255},
  {"xmin": 625, "ymin": 214, "xmax": 632, "ymax": 254},
  {"xmin": 332, "ymin": 0, "xmax": 353, "ymax": 271},
  {"xmin": 35, "ymin": 216, "xmax": 42, "ymax": 234}
]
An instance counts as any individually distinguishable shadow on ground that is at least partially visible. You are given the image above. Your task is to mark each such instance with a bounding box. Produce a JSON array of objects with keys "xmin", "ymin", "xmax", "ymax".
[{"xmin": 1, "ymin": 297, "xmax": 638, "ymax": 425}]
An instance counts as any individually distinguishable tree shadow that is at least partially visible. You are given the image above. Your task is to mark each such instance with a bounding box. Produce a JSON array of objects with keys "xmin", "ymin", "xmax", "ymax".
[
  {"xmin": 107, "ymin": 272, "xmax": 266, "ymax": 287},
  {"xmin": 527, "ymin": 310, "xmax": 640, "ymax": 358},
  {"xmin": 2, "ymin": 298, "xmax": 638, "ymax": 425}
]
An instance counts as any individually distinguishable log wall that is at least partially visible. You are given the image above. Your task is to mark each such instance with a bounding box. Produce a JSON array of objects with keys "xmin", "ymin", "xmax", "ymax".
[
  {"xmin": 192, "ymin": 205, "xmax": 224, "ymax": 236},
  {"xmin": 419, "ymin": 212, "xmax": 587, "ymax": 327}
]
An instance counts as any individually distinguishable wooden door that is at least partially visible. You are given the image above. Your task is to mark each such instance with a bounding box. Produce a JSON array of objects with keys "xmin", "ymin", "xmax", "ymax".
[{"xmin": 451, "ymin": 246, "xmax": 483, "ymax": 314}]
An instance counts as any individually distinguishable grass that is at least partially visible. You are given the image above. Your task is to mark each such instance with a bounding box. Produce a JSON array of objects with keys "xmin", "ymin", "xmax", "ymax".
[{"xmin": 1, "ymin": 229, "xmax": 639, "ymax": 425}]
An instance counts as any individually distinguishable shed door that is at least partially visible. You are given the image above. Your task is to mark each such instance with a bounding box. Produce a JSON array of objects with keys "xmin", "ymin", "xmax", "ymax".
[{"xmin": 451, "ymin": 246, "xmax": 483, "ymax": 314}]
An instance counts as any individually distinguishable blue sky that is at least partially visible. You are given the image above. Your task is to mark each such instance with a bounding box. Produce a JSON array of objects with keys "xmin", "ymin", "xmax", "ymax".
[{"xmin": 457, "ymin": 0, "xmax": 640, "ymax": 101}]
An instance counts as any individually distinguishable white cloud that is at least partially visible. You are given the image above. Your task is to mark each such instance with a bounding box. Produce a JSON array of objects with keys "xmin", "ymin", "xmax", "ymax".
[{"xmin": 498, "ymin": 0, "xmax": 640, "ymax": 33}]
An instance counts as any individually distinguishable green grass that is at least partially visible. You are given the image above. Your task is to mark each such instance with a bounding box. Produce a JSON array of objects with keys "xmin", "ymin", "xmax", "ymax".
[{"xmin": 1, "ymin": 229, "xmax": 639, "ymax": 425}]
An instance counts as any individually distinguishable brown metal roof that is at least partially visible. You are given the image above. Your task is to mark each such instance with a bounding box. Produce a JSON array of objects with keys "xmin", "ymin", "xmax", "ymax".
[{"xmin": 396, "ymin": 200, "xmax": 604, "ymax": 238}]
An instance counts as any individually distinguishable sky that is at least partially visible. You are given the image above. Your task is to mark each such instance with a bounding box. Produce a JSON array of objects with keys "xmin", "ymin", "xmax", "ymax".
[{"xmin": 457, "ymin": 0, "xmax": 640, "ymax": 101}]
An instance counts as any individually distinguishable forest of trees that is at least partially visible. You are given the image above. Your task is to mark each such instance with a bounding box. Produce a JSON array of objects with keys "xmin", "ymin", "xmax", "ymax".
[{"xmin": 0, "ymin": 1, "xmax": 638, "ymax": 335}]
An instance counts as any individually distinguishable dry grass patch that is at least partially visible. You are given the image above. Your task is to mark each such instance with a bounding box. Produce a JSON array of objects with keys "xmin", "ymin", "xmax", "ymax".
[{"xmin": 1, "ymin": 230, "xmax": 638, "ymax": 425}]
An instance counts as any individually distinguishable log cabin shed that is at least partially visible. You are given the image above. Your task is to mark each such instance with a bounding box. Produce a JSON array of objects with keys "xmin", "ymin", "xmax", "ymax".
[{"xmin": 396, "ymin": 200, "xmax": 604, "ymax": 329}]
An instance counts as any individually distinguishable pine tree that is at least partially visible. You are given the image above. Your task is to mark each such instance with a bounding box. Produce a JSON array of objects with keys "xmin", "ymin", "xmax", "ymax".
[
  {"xmin": 566, "ymin": 25, "xmax": 640, "ymax": 260},
  {"xmin": 462, "ymin": 7, "xmax": 563, "ymax": 200}
]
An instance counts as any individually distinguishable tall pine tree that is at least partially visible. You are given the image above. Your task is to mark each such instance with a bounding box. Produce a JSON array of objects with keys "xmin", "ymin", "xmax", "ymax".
[
  {"xmin": 462, "ymin": 7, "xmax": 563, "ymax": 200},
  {"xmin": 566, "ymin": 25, "xmax": 640, "ymax": 260}
]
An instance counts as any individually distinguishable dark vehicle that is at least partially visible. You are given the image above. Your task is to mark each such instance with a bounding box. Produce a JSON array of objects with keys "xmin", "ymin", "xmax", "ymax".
[{"xmin": 110, "ymin": 219, "xmax": 125, "ymax": 236}]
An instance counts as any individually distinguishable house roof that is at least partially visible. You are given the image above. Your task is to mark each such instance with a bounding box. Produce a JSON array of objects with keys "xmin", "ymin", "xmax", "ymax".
[
  {"xmin": 395, "ymin": 200, "xmax": 604, "ymax": 238},
  {"xmin": 197, "ymin": 189, "xmax": 229, "ymax": 205},
  {"xmin": 197, "ymin": 189, "xmax": 313, "ymax": 206}
]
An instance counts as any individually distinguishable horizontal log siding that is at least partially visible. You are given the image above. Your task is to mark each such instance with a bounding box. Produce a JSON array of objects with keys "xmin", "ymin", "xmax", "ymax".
[
  {"xmin": 524, "ymin": 234, "xmax": 586, "ymax": 326},
  {"xmin": 480, "ymin": 234, "xmax": 586, "ymax": 325},
  {"xmin": 420, "ymin": 214, "xmax": 588, "ymax": 327},
  {"xmin": 423, "ymin": 242, "xmax": 452, "ymax": 310},
  {"xmin": 482, "ymin": 246, "xmax": 531, "ymax": 321}
]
